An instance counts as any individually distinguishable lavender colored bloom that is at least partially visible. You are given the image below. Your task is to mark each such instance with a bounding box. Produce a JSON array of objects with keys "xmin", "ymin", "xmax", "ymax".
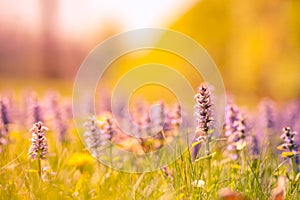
[
  {"xmin": 84, "ymin": 117, "xmax": 102, "ymax": 156},
  {"xmin": 286, "ymin": 101, "xmax": 300, "ymax": 131},
  {"xmin": 193, "ymin": 83, "xmax": 214, "ymax": 158},
  {"xmin": 151, "ymin": 102, "xmax": 166, "ymax": 132},
  {"xmin": 164, "ymin": 103, "xmax": 181, "ymax": 134},
  {"xmin": 26, "ymin": 93, "xmax": 43, "ymax": 125},
  {"xmin": 161, "ymin": 165, "xmax": 173, "ymax": 180},
  {"xmin": 150, "ymin": 102, "xmax": 166, "ymax": 145},
  {"xmin": 84, "ymin": 116, "xmax": 116, "ymax": 157},
  {"xmin": 278, "ymin": 127, "xmax": 300, "ymax": 172},
  {"xmin": 0, "ymin": 97, "xmax": 10, "ymax": 150},
  {"xmin": 278, "ymin": 127, "xmax": 298, "ymax": 153},
  {"xmin": 194, "ymin": 84, "xmax": 213, "ymax": 133},
  {"xmin": 224, "ymin": 103, "xmax": 247, "ymax": 158},
  {"xmin": 44, "ymin": 91, "xmax": 68, "ymax": 142},
  {"xmin": 0, "ymin": 122, "xmax": 8, "ymax": 151},
  {"xmin": 28, "ymin": 122, "xmax": 49, "ymax": 160},
  {"xmin": 0, "ymin": 98, "xmax": 10, "ymax": 132},
  {"xmin": 103, "ymin": 117, "xmax": 115, "ymax": 141},
  {"xmin": 258, "ymin": 98, "xmax": 276, "ymax": 130}
]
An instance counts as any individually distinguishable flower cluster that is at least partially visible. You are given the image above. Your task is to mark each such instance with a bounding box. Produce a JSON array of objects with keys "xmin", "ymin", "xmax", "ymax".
[
  {"xmin": 164, "ymin": 103, "xmax": 181, "ymax": 133},
  {"xmin": 278, "ymin": 127, "xmax": 298, "ymax": 153},
  {"xmin": 194, "ymin": 84, "xmax": 213, "ymax": 134},
  {"xmin": 224, "ymin": 103, "xmax": 247, "ymax": 156},
  {"xmin": 0, "ymin": 98, "xmax": 9, "ymax": 150},
  {"xmin": 193, "ymin": 83, "xmax": 214, "ymax": 159},
  {"xmin": 84, "ymin": 116, "xmax": 116, "ymax": 157},
  {"xmin": 28, "ymin": 121, "xmax": 49, "ymax": 160},
  {"xmin": 0, "ymin": 98, "xmax": 10, "ymax": 132}
]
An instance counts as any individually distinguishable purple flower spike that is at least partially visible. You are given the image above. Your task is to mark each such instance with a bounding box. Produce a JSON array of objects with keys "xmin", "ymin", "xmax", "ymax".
[
  {"xmin": 28, "ymin": 122, "xmax": 49, "ymax": 160},
  {"xmin": 193, "ymin": 83, "xmax": 214, "ymax": 158},
  {"xmin": 194, "ymin": 83, "xmax": 214, "ymax": 134},
  {"xmin": 224, "ymin": 103, "xmax": 247, "ymax": 159},
  {"xmin": 278, "ymin": 127, "xmax": 298, "ymax": 153}
]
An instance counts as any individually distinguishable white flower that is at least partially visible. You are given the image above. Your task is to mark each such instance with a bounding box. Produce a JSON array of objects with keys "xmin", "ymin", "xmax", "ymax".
[{"xmin": 192, "ymin": 180, "xmax": 205, "ymax": 188}]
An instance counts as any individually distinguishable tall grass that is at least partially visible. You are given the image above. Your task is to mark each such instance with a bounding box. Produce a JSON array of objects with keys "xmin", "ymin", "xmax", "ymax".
[{"xmin": 0, "ymin": 89, "xmax": 299, "ymax": 200}]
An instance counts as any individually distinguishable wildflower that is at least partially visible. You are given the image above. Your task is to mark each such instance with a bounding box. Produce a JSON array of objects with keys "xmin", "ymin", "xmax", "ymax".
[
  {"xmin": 194, "ymin": 84, "xmax": 213, "ymax": 134},
  {"xmin": 68, "ymin": 152, "xmax": 94, "ymax": 169},
  {"xmin": 44, "ymin": 91, "xmax": 68, "ymax": 142},
  {"xmin": 278, "ymin": 127, "xmax": 298, "ymax": 155},
  {"xmin": 161, "ymin": 165, "xmax": 173, "ymax": 180},
  {"xmin": 164, "ymin": 103, "xmax": 181, "ymax": 134},
  {"xmin": 41, "ymin": 166, "xmax": 56, "ymax": 182},
  {"xmin": 28, "ymin": 121, "xmax": 49, "ymax": 160},
  {"xmin": 26, "ymin": 93, "xmax": 43, "ymax": 125},
  {"xmin": 0, "ymin": 123, "xmax": 8, "ymax": 152},
  {"xmin": 0, "ymin": 97, "xmax": 10, "ymax": 151},
  {"xmin": 193, "ymin": 83, "xmax": 214, "ymax": 184},
  {"xmin": 192, "ymin": 180, "xmax": 205, "ymax": 188},
  {"xmin": 83, "ymin": 116, "xmax": 116, "ymax": 157},
  {"xmin": 151, "ymin": 101, "xmax": 166, "ymax": 134},
  {"xmin": 278, "ymin": 127, "xmax": 298, "ymax": 153},
  {"xmin": 258, "ymin": 98, "xmax": 276, "ymax": 130},
  {"xmin": 224, "ymin": 103, "xmax": 247, "ymax": 156},
  {"xmin": 278, "ymin": 127, "xmax": 299, "ymax": 174},
  {"xmin": 0, "ymin": 97, "xmax": 10, "ymax": 132},
  {"xmin": 193, "ymin": 83, "xmax": 214, "ymax": 158}
]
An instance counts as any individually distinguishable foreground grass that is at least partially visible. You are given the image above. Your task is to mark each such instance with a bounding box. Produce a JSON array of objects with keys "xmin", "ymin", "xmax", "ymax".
[{"xmin": 0, "ymin": 126, "xmax": 299, "ymax": 200}]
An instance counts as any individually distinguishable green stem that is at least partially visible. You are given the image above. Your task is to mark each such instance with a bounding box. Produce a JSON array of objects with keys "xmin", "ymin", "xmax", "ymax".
[
  {"xmin": 205, "ymin": 133, "xmax": 211, "ymax": 185},
  {"xmin": 291, "ymin": 157, "xmax": 297, "ymax": 180}
]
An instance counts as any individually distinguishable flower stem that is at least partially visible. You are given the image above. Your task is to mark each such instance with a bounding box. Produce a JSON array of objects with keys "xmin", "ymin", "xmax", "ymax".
[
  {"xmin": 206, "ymin": 134, "xmax": 211, "ymax": 185},
  {"xmin": 239, "ymin": 149, "xmax": 245, "ymax": 172},
  {"xmin": 38, "ymin": 155, "xmax": 42, "ymax": 179},
  {"xmin": 291, "ymin": 157, "xmax": 297, "ymax": 179}
]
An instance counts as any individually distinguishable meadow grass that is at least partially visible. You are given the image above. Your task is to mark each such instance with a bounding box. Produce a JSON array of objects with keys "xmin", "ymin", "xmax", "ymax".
[{"xmin": 0, "ymin": 125, "xmax": 299, "ymax": 200}]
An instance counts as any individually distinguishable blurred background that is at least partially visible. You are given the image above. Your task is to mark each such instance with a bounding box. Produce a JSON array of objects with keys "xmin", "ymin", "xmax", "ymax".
[{"xmin": 0, "ymin": 0, "xmax": 300, "ymax": 105}]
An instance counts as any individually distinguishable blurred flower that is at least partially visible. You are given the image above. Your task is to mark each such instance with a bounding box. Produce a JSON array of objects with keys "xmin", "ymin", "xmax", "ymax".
[
  {"xmin": 68, "ymin": 152, "xmax": 94, "ymax": 169},
  {"xmin": 191, "ymin": 180, "xmax": 205, "ymax": 188},
  {"xmin": 26, "ymin": 92, "xmax": 43, "ymax": 125},
  {"xmin": 28, "ymin": 121, "xmax": 49, "ymax": 160},
  {"xmin": 83, "ymin": 116, "xmax": 116, "ymax": 157},
  {"xmin": 44, "ymin": 91, "xmax": 68, "ymax": 142},
  {"xmin": 258, "ymin": 98, "xmax": 276, "ymax": 130},
  {"xmin": 161, "ymin": 165, "xmax": 173, "ymax": 180},
  {"xmin": 150, "ymin": 101, "xmax": 166, "ymax": 148},
  {"xmin": 224, "ymin": 103, "xmax": 247, "ymax": 159},
  {"xmin": 278, "ymin": 127, "xmax": 298, "ymax": 156},
  {"xmin": 41, "ymin": 166, "xmax": 56, "ymax": 182},
  {"xmin": 0, "ymin": 97, "xmax": 10, "ymax": 151},
  {"xmin": 164, "ymin": 103, "xmax": 181, "ymax": 134},
  {"xmin": 0, "ymin": 97, "xmax": 10, "ymax": 132}
]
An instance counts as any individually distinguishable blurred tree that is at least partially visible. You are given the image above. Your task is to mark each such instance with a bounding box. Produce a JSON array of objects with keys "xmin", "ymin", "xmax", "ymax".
[{"xmin": 169, "ymin": 0, "xmax": 300, "ymax": 102}]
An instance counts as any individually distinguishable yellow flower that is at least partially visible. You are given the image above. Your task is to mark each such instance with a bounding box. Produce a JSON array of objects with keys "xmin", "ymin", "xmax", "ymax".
[{"xmin": 68, "ymin": 153, "xmax": 94, "ymax": 168}]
